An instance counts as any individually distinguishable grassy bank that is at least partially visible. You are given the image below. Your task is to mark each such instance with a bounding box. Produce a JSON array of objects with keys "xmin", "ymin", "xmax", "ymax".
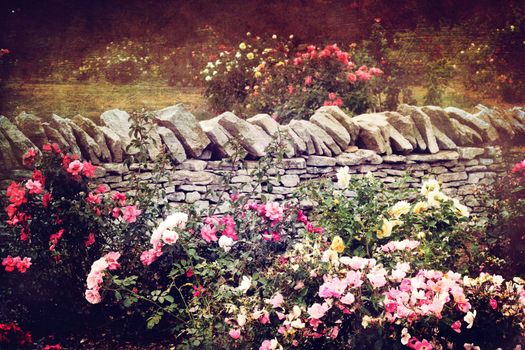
[
  {"xmin": 0, "ymin": 81, "xmax": 210, "ymax": 122},
  {"xmin": 0, "ymin": 80, "xmax": 519, "ymax": 123}
]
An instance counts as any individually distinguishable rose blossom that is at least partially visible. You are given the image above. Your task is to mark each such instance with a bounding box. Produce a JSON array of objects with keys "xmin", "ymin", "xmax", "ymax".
[
  {"xmin": 67, "ymin": 160, "xmax": 84, "ymax": 176},
  {"xmin": 85, "ymin": 289, "xmax": 102, "ymax": 304}
]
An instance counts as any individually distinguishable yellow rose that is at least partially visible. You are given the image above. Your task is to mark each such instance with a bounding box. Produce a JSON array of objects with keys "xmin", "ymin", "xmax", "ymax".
[
  {"xmin": 254, "ymin": 71, "xmax": 262, "ymax": 78},
  {"xmin": 388, "ymin": 201, "xmax": 411, "ymax": 218},
  {"xmin": 239, "ymin": 42, "xmax": 247, "ymax": 50},
  {"xmin": 330, "ymin": 236, "xmax": 345, "ymax": 253},
  {"xmin": 246, "ymin": 52, "xmax": 255, "ymax": 60},
  {"xmin": 376, "ymin": 219, "xmax": 402, "ymax": 239},
  {"xmin": 412, "ymin": 201, "xmax": 428, "ymax": 214}
]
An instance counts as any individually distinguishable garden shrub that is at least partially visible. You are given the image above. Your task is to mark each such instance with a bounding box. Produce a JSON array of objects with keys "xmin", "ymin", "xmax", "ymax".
[
  {"xmin": 299, "ymin": 171, "xmax": 481, "ymax": 273},
  {"xmin": 485, "ymin": 158, "xmax": 525, "ymax": 277},
  {"xmin": 201, "ymin": 33, "xmax": 383, "ymax": 122},
  {"xmin": 75, "ymin": 40, "xmax": 153, "ymax": 84},
  {"xmin": 0, "ymin": 144, "xmax": 142, "ymax": 335},
  {"xmin": 86, "ymin": 161, "xmax": 524, "ymax": 349}
]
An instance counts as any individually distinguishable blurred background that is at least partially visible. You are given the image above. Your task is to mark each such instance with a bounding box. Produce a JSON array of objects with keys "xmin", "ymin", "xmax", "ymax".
[{"xmin": 0, "ymin": 0, "xmax": 524, "ymax": 120}]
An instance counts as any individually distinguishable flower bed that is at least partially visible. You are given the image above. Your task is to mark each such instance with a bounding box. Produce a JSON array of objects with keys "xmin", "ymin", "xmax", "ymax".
[{"xmin": 1, "ymin": 141, "xmax": 524, "ymax": 349}]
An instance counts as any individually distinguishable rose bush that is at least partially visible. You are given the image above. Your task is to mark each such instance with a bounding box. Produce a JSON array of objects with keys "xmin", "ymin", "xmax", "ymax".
[
  {"xmin": 201, "ymin": 33, "xmax": 383, "ymax": 122},
  {"xmin": 0, "ymin": 144, "xmax": 141, "ymax": 334}
]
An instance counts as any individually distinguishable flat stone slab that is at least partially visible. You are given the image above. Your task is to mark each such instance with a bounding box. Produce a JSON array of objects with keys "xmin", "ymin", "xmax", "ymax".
[{"xmin": 155, "ymin": 104, "xmax": 210, "ymax": 158}]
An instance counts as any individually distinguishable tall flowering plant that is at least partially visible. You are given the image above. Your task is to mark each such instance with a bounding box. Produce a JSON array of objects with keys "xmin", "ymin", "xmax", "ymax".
[{"xmin": 0, "ymin": 144, "xmax": 141, "ymax": 332}]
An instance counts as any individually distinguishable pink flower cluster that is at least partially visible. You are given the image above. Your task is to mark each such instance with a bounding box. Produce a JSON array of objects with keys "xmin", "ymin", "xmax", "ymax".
[
  {"xmin": 85, "ymin": 252, "xmax": 121, "ymax": 304},
  {"xmin": 381, "ymin": 239, "xmax": 421, "ymax": 253},
  {"xmin": 1, "ymin": 256, "xmax": 32, "ymax": 273},
  {"xmin": 140, "ymin": 212, "xmax": 188, "ymax": 266},
  {"xmin": 511, "ymin": 159, "xmax": 525, "ymax": 175},
  {"xmin": 200, "ymin": 214, "xmax": 237, "ymax": 243},
  {"xmin": 382, "ymin": 270, "xmax": 471, "ymax": 324}
]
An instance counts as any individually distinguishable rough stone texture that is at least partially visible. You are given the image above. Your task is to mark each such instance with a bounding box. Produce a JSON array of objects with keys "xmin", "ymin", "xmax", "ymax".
[
  {"xmin": 421, "ymin": 106, "xmax": 464, "ymax": 144},
  {"xmin": 445, "ymin": 106, "xmax": 497, "ymax": 143},
  {"xmin": 449, "ymin": 118, "xmax": 483, "ymax": 146},
  {"xmin": 336, "ymin": 149, "xmax": 383, "ymax": 165},
  {"xmin": 307, "ymin": 155, "xmax": 337, "ymax": 166},
  {"xmin": 458, "ymin": 147, "xmax": 485, "ymax": 160},
  {"xmin": 200, "ymin": 116, "xmax": 239, "ymax": 158},
  {"xmin": 476, "ymin": 105, "xmax": 516, "ymax": 141},
  {"xmin": 49, "ymin": 114, "xmax": 82, "ymax": 155},
  {"xmin": 172, "ymin": 170, "xmax": 220, "ymax": 185},
  {"xmin": 100, "ymin": 126, "xmax": 124, "ymax": 163},
  {"xmin": 288, "ymin": 120, "xmax": 316, "ymax": 154},
  {"xmin": 42, "ymin": 123, "xmax": 69, "ymax": 151},
  {"xmin": 14, "ymin": 112, "xmax": 48, "ymax": 148},
  {"xmin": 217, "ymin": 112, "xmax": 272, "ymax": 157},
  {"xmin": 145, "ymin": 127, "xmax": 164, "ymax": 160},
  {"xmin": 0, "ymin": 131, "xmax": 18, "ymax": 169},
  {"xmin": 289, "ymin": 120, "xmax": 341, "ymax": 156},
  {"xmin": 281, "ymin": 125, "xmax": 307, "ymax": 155},
  {"xmin": 72, "ymin": 115, "xmax": 112, "ymax": 162},
  {"xmin": 66, "ymin": 119, "xmax": 102, "ymax": 164},
  {"xmin": 310, "ymin": 111, "xmax": 351, "ymax": 149},
  {"xmin": 352, "ymin": 113, "xmax": 392, "ymax": 154},
  {"xmin": 0, "ymin": 116, "xmax": 37, "ymax": 161},
  {"xmin": 315, "ymin": 106, "xmax": 360, "ymax": 144},
  {"xmin": 397, "ymin": 104, "xmax": 439, "ymax": 153},
  {"xmin": 101, "ymin": 109, "xmax": 137, "ymax": 154},
  {"xmin": 407, "ymin": 151, "xmax": 459, "ymax": 163},
  {"xmin": 432, "ymin": 126, "xmax": 457, "ymax": 150},
  {"xmin": 280, "ymin": 174, "xmax": 300, "ymax": 187},
  {"xmin": 383, "ymin": 111, "xmax": 421, "ymax": 149},
  {"xmin": 281, "ymin": 158, "xmax": 306, "ymax": 169},
  {"xmin": 247, "ymin": 114, "xmax": 295, "ymax": 157},
  {"xmin": 155, "ymin": 126, "xmax": 186, "ymax": 164},
  {"xmin": 179, "ymin": 159, "xmax": 207, "ymax": 171},
  {"xmin": 155, "ymin": 104, "xmax": 210, "ymax": 158},
  {"xmin": 389, "ymin": 127, "xmax": 414, "ymax": 154}
]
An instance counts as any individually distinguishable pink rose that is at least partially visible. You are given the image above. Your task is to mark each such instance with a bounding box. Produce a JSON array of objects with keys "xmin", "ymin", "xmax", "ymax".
[
  {"xmin": 162, "ymin": 230, "xmax": 179, "ymax": 245},
  {"xmin": 25, "ymin": 179, "xmax": 43, "ymax": 195},
  {"xmin": 308, "ymin": 303, "xmax": 329, "ymax": 319},
  {"xmin": 228, "ymin": 328, "xmax": 241, "ymax": 340},
  {"xmin": 200, "ymin": 224, "xmax": 218, "ymax": 242},
  {"xmin": 104, "ymin": 252, "xmax": 121, "ymax": 270},
  {"xmin": 67, "ymin": 160, "xmax": 84, "ymax": 176},
  {"xmin": 122, "ymin": 205, "xmax": 141, "ymax": 224},
  {"xmin": 85, "ymin": 289, "xmax": 102, "ymax": 304}
]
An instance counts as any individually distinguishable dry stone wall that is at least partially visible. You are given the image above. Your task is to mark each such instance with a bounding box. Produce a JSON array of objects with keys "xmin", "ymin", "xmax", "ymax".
[
  {"xmin": 1, "ymin": 103, "xmax": 524, "ymax": 214},
  {"xmin": 93, "ymin": 146, "xmax": 506, "ymax": 214}
]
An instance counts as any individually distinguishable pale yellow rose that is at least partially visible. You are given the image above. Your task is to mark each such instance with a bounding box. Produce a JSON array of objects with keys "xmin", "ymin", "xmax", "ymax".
[
  {"xmin": 412, "ymin": 201, "xmax": 428, "ymax": 214},
  {"xmin": 421, "ymin": 178, "xmax": 440, "ymax": 196},
  {"xmin": 377, "ymin": 219, "xmax": 402, "ymax": 239},
  {"xmin": 330, "ymin": 236, "xmax": 345, "ymax": 253},
  {"xmin": 239, "ymin": 42, "xmax": 247, "ymax": 50},
  {"xmin": 388, "ymin": 200, "xmax": 411, "ymax": 218},
  {"xmin": 452, "ymin": 199, "xmax": 470, "ymax": 218}
]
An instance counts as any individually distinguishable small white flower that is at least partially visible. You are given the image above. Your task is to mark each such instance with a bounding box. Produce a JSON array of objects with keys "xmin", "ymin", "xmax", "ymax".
[
  {"xmin": 237, "ymin": 312, "xmax": 247, "ymax": 327},
  {"xmin": 336, "ymin": 166, "xmax": 351, "ymax": 188},
  {"xmin": 237, "ymin": 275, "xmax": 252, "ymax": 294},
  {"xmin": 218, "ymin": 235, "xmax": 235, "ymax": 252},
  {"xmin": 401, "ymin": 327, "xmax": 411, "ymax": 345},
  {"xmin": 464, "ymin": 310, "xmax": 477, "ymax": 329}
]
